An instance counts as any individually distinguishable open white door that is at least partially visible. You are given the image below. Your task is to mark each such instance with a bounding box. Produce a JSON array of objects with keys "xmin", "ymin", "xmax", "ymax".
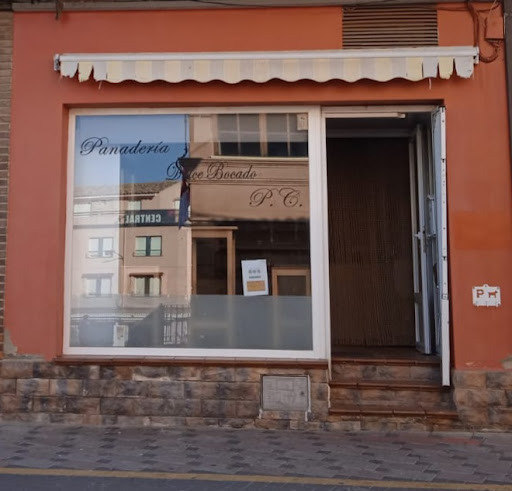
[
  {"xmin": 410, "ymin": 127, "xmax": 433, "ymax": 354},
  {"xmin": 432, "ymin": 107, "xmax": 450, "ymax": 386},
  {"xmin": 411, "ymin": 114, "xmax": 449, "ymax": 377}
]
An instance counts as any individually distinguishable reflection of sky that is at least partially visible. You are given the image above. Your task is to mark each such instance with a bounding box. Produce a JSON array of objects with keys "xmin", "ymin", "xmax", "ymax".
[
  {"xmin": 120, "ymin": 144, "xmax": 186, "ymax": 184},
  {"xmin": 75, "ymin": 114, "xmax": 187, "ymax": 186}
]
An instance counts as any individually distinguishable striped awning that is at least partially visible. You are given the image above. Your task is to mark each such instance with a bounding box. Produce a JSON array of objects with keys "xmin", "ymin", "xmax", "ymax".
[{"xmin": 54, "ymin": 47, "xmax": 479, "ymax": 84}]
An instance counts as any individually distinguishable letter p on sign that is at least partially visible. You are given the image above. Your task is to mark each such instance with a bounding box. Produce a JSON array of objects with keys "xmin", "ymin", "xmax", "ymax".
[{"xmin": 472, "ymin": 284, "xmax": 501, "ymax": 307}]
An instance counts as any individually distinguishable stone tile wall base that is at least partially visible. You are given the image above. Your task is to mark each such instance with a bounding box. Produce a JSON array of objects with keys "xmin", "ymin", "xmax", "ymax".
[
  {"xmin": 453, "ymin": 369, "xmax": 512, "ymax": 430},
  {"xmin": 2, "ymin": 362, "xmax": 512, "ymax": 430},
  {"xmin": 0, "ymin": 359, "xmax": 329, "ymax": 429}
]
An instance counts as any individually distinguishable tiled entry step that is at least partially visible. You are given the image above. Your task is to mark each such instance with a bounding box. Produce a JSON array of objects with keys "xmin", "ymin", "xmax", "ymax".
[{"xmin": 328, "ymin": 351, "xmax": 460, "ymax": 431}]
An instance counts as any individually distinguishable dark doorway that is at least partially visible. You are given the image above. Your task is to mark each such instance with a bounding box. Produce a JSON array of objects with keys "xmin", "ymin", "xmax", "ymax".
[
  {"xmin": 195, "ymin": 238, "xmax": 228, "ymax": 295},
  {"xmin": 327, "ymin": 137, "xmax": 415, "ymax": 347}
]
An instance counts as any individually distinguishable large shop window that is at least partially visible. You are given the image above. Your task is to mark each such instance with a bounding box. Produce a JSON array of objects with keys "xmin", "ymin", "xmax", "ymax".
[{"xmin": 68, "ymin": 112, "xmax": 312, "ymax": 353}]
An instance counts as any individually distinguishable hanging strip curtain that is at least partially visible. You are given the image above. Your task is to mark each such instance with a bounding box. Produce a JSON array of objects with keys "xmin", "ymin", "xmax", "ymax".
[{"xmin": 55, "ymin": 47, "xmax": 479, "ymax": 84}]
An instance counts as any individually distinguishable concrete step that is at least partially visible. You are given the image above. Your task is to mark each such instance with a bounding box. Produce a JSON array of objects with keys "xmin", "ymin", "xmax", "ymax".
[
  {"xmin": 328, "ymin": 404, "xmax": 464, "ymax": 431},
  {"xmin": 329, "ymin": 403, "xmax": 459, "ymax": 419},
  {"xmin": 328, "ymin": 404, "xmax": 460, "ymax": 431},
  {"xmin": 328, "ymin": 350, "xmax": 458, "ymax": 429},
  {"xmin": 331, "ymin": 356, "xmax": 441, "ymax": 383},
  {"xmin": 330, "ymin": 379, "xmax": 453, "ymax": 407}
]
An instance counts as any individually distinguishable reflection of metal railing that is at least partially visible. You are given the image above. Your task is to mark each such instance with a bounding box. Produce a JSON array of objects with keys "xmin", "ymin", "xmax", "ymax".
[
  {"xmin": 71, "ymin": 298, "xmax": 191, "ymax": 348},
  {"xmin": 163, "ymin": 304, "xmax": 190, "ymax": 346}
]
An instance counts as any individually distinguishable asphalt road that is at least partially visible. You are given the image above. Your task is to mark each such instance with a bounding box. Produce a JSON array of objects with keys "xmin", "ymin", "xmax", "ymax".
[{"xmin": 1, "ymin": 472, "xmax": 512, "ymax": 491}]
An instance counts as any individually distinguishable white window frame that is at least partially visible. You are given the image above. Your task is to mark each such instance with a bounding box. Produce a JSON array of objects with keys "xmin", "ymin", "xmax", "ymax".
[
  {"xmin": 82, "ymin": 274, "xmax": 112, "ymax": 297},
  {"xmin": 134, "ymin": 236, "xmax": 162, "ymax": 257},
  {"xmin": 63, "ymin": 106, "xmax": 328, "ymax": 360},
  {"xmin": 87, "ymin": 236, "xmax": 114, "ymax": 258},
  {"xmin": 127, "ymin": 200, "xmax": 142, "ymax": 211},
  {"xmin": 131, "ymin": 274, "xmax": 162, "ymax": 297},
  {"xmin": 216, "ymin": 113, "xmax": 308, "ymax": 158},
  {"xmin": 217, "ymin": 113, "xmax": 262, "ymax": 157}
]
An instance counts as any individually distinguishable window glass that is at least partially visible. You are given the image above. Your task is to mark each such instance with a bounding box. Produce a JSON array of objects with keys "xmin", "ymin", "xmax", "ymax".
[
  {"xmin": 84, "ymin": 278, "xmax": 96, "ymax": 296},
  {"xmin": 150, "ymin": 236, "xmax": 162, "ymax": 256},
  {"xmin": 217, "ymin": 114, "xmax": 308, "ymax": 158},
  {"xmin": 135, "ymin": 237, "xmax": 146, "ymax": 256},
  {"xmin": 218, "ymin": 114, "xmax": 261, "ymax": 156},
  {"xmin": 267, "ymin": 114, "xmax": 289, "ymax": 157},
  {"xmin": 103, "ymin": 238, "xmax": 114, "ymax": 256},
  {"xmin": 100, "ymin": 277, "xmax": 111, "ymax": 296},
  {"xmin": 88, "ymin": 238, "xmax": 99, "ymax": 257},
  {"xmin": 127, "ymin": 200, "xmax": 142, "ymax": 210},
  {"xmin": 149, "ymin": 276, "xmax": 161, "ymax": 296},
  {"xmin": 133, "ymin": 276, "xmax": 146, "ymax": 296},
  {"xmin": 88, "ymin": 237, "xmax": 113, "ymax": 258},
  {"xmin": 83, "ymin": 275, "xmax": 111, "ymax": 296},
  {"xmin": 69, "ymin": 112, "xmax": 311, "ymax": 351},
  {"xmin": 131, "ymin": 275, "xmax": 161, "ymax": 296},
  {"xmin": 135, "ymin": 236, "xmax": 162, "ymax": 256}
]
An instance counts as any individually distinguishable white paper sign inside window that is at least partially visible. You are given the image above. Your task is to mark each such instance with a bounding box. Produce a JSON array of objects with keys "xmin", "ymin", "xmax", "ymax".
[
  {"xmin": 113, "ymin": 323, "xmax": 129, "ymax": 346},
  {"xmin": 241, "ymin": 259, "xmax": 269, "ymax": 296},
  {"xmin": 472, "ymin": 284, "xmax": 501, "ymax": 307}
]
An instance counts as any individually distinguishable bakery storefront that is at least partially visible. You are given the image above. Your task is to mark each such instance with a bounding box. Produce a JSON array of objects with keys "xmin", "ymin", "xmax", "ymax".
[{"xmin": 4, "ymin": 4, "xmax": 512, "ymax": 429}]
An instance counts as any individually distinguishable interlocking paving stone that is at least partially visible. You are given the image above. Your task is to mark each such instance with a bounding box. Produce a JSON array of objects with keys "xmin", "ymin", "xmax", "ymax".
[{"xmin": 0, "ymin": 424, "xmax": 512, "ymax": 487}]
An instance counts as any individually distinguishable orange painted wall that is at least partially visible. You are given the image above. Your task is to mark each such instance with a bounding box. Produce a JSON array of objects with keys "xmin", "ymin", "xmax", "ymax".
[{"xmin": 7, "ymin": 6, "xmax": 512, "ymax": 367}]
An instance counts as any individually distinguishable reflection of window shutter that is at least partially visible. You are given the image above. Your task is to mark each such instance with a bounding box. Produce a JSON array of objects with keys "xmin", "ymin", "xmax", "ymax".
[
  {"xmin": 85, "ymin": 278, "xmax": 95, "ymax": 296},
  {"xmin": 103, "ymin": 237, "xmax": 114, "ymax": 256},
  {"xmin": 135, "ymin": 237, "xmax": 145, "ymax": 255},
  {"xmin": 100, "ymin": 278, "xmax": 111, "ymax": 295},
  {"xmin": 151, "ymin": 237, "xmax": 162, "ymax": 256},
  {"xmin": 343, "ymin": 7, "xmax": 438, "ymax": 48},
  {"xmin": 134, "ymin": 277, "xmax": 144, "ymax": 295},
  {"xmin": 150, "ymin": 276, "xmax": 160, "ymax": 296},
  {"xmin": 88, "ymin": 238, "xmax": 99, "ymax": 255}
]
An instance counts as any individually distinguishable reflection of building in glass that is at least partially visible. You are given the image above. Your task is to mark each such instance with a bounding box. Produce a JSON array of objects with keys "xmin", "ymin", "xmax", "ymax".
[
  {"xmin": 185, "ymin": 114, "xmax": 311, "ymax": 298},
  {"xmin": 70, "ymin": 112, "xmax": 312, "ymax": 351},
  {"xmin": 71, "ymin": 181, "xmax": 191, "ymax": 347}
]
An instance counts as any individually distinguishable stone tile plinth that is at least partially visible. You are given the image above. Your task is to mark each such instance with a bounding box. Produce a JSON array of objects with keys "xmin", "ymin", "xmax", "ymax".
[
  {"xmin": 0, "ymin": 357, "xmax": 329, "ymax": 429},
  {"xmin": 453, "ymin": 369, "xmax": 512, "ymax": 430}
]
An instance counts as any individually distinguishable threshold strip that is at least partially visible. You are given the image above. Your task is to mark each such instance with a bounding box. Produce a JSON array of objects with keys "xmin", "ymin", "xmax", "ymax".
[{"xmin": 0, "ymin": 467, "xmax": 510, "ymax": 491}]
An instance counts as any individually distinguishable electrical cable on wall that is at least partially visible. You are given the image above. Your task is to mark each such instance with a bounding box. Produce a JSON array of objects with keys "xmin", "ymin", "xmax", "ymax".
[{"xmin": 467, "ymin": 0, "xmax": 502, "ymax": 62}]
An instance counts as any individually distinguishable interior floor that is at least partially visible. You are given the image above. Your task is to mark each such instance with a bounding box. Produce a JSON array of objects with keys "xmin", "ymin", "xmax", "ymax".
[{"xmin": 331, "ymin": 345, "xmax": 440, "ymax": 362}]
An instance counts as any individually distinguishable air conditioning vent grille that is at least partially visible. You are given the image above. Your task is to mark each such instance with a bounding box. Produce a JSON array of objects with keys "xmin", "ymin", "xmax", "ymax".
[{"xmin": 343, "ymin": 7, "xmax": 439, "ymax": 48}]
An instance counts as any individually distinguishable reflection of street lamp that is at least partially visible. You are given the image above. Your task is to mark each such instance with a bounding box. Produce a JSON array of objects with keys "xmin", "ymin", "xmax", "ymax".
[
  {"xmin": 165, "ymin": 118, "xmax": 189, "ymax": 228},
  {"xmin": 104, "ymin": 248, "xmax": 125, "ymax": 308}
]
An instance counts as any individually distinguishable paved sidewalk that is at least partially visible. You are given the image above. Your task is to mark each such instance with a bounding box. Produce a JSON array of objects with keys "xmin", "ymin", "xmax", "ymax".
[{"xmin": 0, "ymin": 424, "xmax": 511, "ymax": 489}]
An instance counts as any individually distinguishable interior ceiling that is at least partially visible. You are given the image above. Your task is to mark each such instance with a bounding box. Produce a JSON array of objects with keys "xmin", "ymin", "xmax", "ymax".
[{"xmin": 326, "ymin": 112, "xmax": 432, "ymax": 136}]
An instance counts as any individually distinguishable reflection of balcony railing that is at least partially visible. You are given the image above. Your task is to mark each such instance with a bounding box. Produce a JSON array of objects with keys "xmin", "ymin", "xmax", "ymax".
[
  {"xmin": 70, "ymin": 296, "xmax": 191, "ymax": 348},
  {"xmin": 70, "ymin": 295, "xmax": 312, "ymax": 351}
]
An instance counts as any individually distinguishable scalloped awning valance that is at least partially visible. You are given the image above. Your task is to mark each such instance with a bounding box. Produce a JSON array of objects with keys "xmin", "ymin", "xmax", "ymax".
[{"xmin": 54, "ymin": 47, "xmax": 479, "ymax": 84}]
